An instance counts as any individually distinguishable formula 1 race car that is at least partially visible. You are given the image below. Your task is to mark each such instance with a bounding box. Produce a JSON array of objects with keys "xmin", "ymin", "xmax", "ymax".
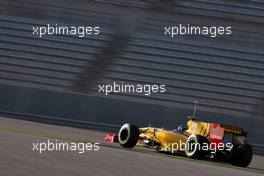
[{"xmin": 105, "ymin": 116, "xmax": 253, "ymax": 167}]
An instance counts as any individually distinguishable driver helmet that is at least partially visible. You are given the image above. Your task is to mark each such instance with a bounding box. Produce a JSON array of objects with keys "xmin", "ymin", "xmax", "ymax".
[{"xmin": 178, "ymin": 124, "xmax": 187, "ymax": 131}]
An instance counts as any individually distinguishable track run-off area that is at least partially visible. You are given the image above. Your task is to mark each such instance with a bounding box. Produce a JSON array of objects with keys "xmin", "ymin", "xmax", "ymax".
[{"xmin": 0, "ymin": 117, "xmax": 263, "ymax": 176}]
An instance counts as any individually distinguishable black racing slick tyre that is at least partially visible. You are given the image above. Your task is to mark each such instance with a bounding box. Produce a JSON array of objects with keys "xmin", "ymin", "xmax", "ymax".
[
  {"xmin": 185, "ymin": 135, "xmax": 209, "ymax": 159},
  {"xmin": 118, "ymin": 123, "xmax": 139, "ymax": 148},
  {"xmin": 231, "ymin": 143, "xmax": 253, "ymax": 167}
]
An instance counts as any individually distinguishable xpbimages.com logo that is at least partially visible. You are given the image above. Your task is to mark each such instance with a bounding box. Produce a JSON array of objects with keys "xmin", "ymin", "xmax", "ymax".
[
  {"xmin": 164, "ymin": 24, "xmax": 232, "ymax": 38},
  {"xmin": 32, "ymin": 24, "xmax": 100, "ymax": 38},
  {"xmin": 32, "ymin": 140, "xmax": 100, "ymax": 154},
  {"xmin": 98, "ymin": 82, "xmax": 166, "ymax": 96},
  {"xmin": 160, "ymin": 141, "xmax": 233, "ymax": 154}
]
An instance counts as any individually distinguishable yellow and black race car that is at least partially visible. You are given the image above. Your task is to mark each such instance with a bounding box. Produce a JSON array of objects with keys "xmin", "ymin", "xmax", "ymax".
[{"xmin": 105, "ymin": 116, "xmax": 253, "ymax": 167}]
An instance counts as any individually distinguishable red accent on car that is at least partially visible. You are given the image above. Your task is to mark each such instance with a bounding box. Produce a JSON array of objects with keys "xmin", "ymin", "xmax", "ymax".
[
  {"xmin": 104, "ymin": 133, "xmax": 118, "ymax": 143},
  {"xmin": 209, "ymin": 123, "xmax": 224, "ymax": 149}
]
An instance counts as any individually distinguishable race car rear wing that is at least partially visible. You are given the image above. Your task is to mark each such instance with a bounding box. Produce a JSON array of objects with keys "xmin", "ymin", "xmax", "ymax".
[{"xmin": 220, "ymin": 124, "xmax": 247, "ymax": 136}]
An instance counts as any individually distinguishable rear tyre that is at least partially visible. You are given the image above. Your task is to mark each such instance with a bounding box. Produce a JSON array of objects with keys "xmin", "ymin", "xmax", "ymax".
[
  {"xmin": 230, "ymin": 143, "xmax": 253, "ymax": 167},
  {"xmin": 118, "ymin": 123, "xmax": 139, "ymax": 148},
  {"xmin": 185, "ymin": 135, "xmax": 209, "ymax": 159}
]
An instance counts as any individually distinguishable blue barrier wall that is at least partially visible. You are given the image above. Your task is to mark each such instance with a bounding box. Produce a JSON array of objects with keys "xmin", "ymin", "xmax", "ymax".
[{"xmin": 0, "ymin": 84, "xmax": 263, "ymax": 146}]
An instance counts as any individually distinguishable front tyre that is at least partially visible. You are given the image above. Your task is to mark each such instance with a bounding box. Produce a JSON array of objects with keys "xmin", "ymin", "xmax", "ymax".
[
  {"xmin": 118, "ymin": 123, "xmax": 139, "ymax": 148},
  {"xmin": 185, "ymin": 135, "xmax": 209, "ymax": 159}
]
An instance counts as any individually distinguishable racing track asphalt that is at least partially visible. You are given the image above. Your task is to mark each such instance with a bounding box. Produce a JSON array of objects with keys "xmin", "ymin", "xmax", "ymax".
[{"xmin": 0, "ymin": 117, "xmax": 264, "ymax": 176}]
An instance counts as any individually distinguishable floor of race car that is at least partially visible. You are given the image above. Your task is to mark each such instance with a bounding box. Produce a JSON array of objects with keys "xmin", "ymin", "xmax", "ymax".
[{"xmin": 0, "ymin": 117, "xmax": 263, "ymax": 176}]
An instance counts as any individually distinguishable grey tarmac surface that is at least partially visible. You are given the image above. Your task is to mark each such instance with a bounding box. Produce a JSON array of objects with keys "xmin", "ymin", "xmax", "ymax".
[{"xmin": 0, "ymin": 117, "xmax": 263, "ymax": 176}]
